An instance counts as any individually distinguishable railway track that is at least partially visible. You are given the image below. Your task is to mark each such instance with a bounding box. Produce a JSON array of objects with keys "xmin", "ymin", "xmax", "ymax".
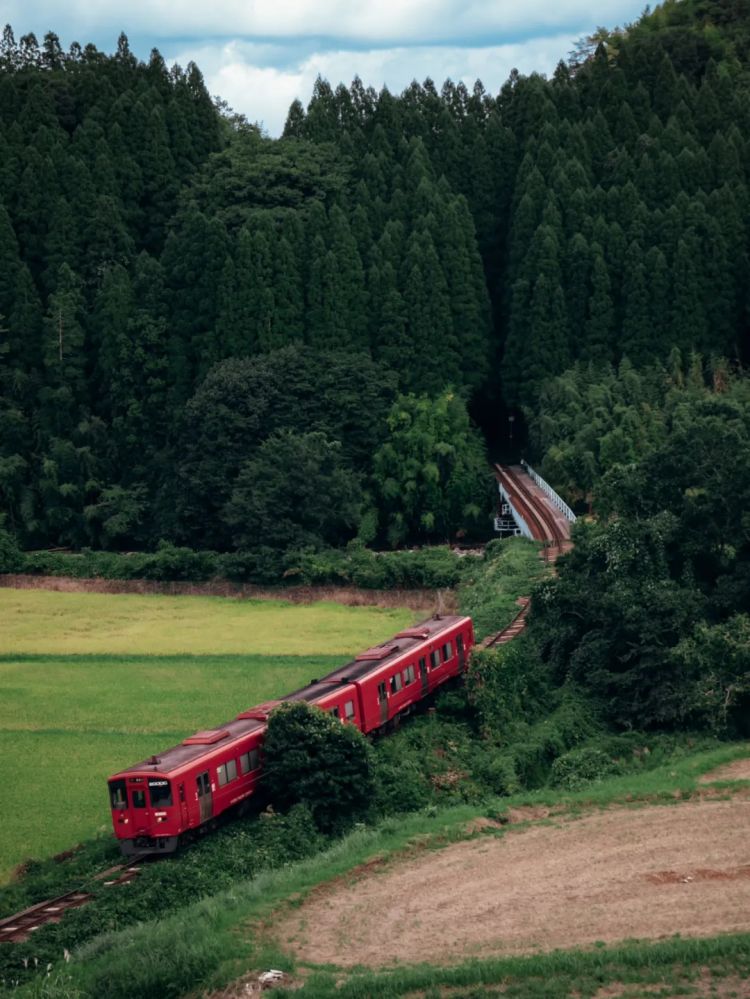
[
  {"xmin": 0, "ymin": 865, "xmax": 140, "ymax": 944},
  {"xmin": 481, "ymin": 597, "xmax": 530, "ymax": 649}
]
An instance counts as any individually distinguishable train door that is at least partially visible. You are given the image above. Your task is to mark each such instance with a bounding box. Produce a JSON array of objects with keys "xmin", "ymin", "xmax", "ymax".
[
  {"xmin": 178, "ymin": 781, "xmax": 189, "ymax": 828},
  {"xmin": 130, "ymin": 782, "xmax": 149, "ymax": 831},
  {"xmin": 377, "ymin": 681, "xmax": 388, "ymax": 725},
  {"xmin": 457, "ymin": 634, "xmax": 466, "ymax": 671},
  {"xmin": 196, "ymin": 771, "xmax": 212, "ymax": 823},
  {"xmin": 419, "ymin": 656, "xmax": 429, "ymax": 694}
]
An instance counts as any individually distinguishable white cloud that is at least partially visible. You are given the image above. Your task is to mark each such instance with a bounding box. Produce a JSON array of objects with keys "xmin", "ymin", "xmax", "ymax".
[
  {"xmin": 4, "ymin": 0, "xmax": 647, "ymax": 137},
  {"xmin": 5, "ymin": 0, "xmax": 644, "ymax": 47},
  {"xmin": 170, "ymin": 33, "xmax": 580, "ymax": 136}
]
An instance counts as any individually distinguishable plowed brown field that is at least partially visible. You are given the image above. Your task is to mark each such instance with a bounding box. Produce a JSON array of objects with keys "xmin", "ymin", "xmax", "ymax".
[{"xmin": 275, "ymin": 798, "xmax": 750, "ymax": 967}]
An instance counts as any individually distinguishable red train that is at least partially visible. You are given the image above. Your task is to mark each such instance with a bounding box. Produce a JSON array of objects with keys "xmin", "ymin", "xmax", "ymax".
[{"xmin": 108, "ymin": 614, "xmax": 474, "ymax": 857}]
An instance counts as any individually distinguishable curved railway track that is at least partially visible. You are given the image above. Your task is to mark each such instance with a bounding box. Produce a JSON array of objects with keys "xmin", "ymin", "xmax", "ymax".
[
  {"xmin": 493, "ymin": 464, "xmax": 568, "ymax": 563},
  {"xmin": 0, "ymin": 865, "xmax": 140, "ymax": 944}
]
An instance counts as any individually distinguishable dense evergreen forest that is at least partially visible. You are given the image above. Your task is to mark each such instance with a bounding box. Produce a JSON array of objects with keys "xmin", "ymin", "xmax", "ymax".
[{"xmin": 0, "ymin": 0, "xmax": 749, "ymax": 568}]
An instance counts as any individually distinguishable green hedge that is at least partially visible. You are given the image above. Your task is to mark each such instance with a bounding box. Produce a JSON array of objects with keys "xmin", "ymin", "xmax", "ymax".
[
  {"xmin": 285, "ymin": 542, "xmax": 468, "ymax": 589},
  {"xmin": 0, "ymin": 530, "xmax": 469, "ymax": 590}
]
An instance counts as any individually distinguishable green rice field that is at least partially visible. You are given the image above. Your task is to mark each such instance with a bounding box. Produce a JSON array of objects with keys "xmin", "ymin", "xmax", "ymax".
[{"xmin": 0, "ymin": 590, "xmax": 414, "ymax": 880}]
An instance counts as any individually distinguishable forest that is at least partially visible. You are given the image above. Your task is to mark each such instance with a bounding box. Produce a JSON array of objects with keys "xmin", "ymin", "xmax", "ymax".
[{"xmin": 0, "ymin": 1, "xmax": 750, "ymax": 732}]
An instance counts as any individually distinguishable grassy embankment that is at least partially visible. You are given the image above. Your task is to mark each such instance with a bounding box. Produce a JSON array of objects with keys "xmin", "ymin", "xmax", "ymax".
[
  {"xmin": 23, "ymin": 739, "xmax": 750, "ymax": 999},
  {"xmin": 0, "ymin": 590, "xmax": 413, "ymax": 880}
]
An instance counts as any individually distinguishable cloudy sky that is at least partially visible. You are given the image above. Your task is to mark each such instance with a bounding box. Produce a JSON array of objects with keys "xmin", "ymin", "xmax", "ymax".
[{"xmin": 5, "ymin": 1, "xmax": 647, "ymax": 134}]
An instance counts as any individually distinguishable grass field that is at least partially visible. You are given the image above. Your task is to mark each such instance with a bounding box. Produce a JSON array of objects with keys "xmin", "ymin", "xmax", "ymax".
[
  {"xmin": 0, "ymin": 590, "xmax": 411, "ymax": 655},
  {"xmin": 0, "ymin": 591, "xmax": 414, "ymax": 880}
]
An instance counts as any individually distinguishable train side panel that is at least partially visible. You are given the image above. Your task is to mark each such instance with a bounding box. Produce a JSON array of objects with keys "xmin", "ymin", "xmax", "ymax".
[{"xmin": 355, "ymin": 618, "xmax": 474, "ymax": 734}]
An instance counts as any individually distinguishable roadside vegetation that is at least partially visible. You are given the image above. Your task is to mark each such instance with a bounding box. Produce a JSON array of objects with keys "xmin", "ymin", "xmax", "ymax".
[{"xmin": 3, "ymin": 738, "xmax": 748, "ymax": 998}]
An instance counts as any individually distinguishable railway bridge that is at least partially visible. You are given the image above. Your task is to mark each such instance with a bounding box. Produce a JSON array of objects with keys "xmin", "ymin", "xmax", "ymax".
[
  {"xmin": 494, "ymin": 461, "xmax": 575, "ymax": 563},
  {"xmin": 482, "ymin": 462, "xmax": 575, "ymax": 650}
]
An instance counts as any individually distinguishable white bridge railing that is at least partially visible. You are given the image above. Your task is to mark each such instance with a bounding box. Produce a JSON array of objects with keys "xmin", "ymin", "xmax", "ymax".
[
  {"xmin": 495, "ymin": 490, "xmax": 534, "ymax": 540},
  {"xmin": 520, "ymin": 460, "xmax": 577, "ymax": 523}
]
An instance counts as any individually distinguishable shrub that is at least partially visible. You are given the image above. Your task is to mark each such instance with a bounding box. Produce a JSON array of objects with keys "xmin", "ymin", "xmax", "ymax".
[
  {"xmin": 138, "ymin": 542, "xmax": 219, "ymax": 581},
  {"xmin": 263, "ymin": 702, "xmax": 375, "ymax": 833},
  {"xmin": 550, "ymin": 746, "xmax": 622, "ymax": 790},
  {"xmin": 465, "ymin": 638, "xmax": 552, "ymax": 741},
  {"xmin": 0, "ymin": 524, "xmax": 24, "ymax": 572},
  {"xmin": 287, "ymin": 543, "xmax": 468, "ymax": 590}
]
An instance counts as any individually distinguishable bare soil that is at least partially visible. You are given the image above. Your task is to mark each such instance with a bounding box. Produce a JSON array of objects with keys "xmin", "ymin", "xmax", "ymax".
[
  {"xmin": 699, "ymin": 755, "xmax": 750, "ymax": 783},
  {"xmin": 274, "ymin": 798, "xmax": 750, "ymax": 968},
  {"xmin": 0, "ymin": 573, "xmax": 448, "ymax": 612}
]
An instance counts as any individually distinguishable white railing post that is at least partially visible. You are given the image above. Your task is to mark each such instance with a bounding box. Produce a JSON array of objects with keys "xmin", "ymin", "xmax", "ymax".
[
  {"xmin": 520, "ymin": 460, "xmax": 577, "ymax": 523},
  {"xmin": 496, "ymin": 481, "xmax": 534, "ymax": 539}
]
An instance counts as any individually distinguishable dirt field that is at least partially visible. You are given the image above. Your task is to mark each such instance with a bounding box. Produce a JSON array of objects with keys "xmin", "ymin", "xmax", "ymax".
[
  {"xmin": 274, "ymin": 798, "xmax": 750, "ymax": 967},
  {"xmin": 700, "ymin": 756, "xmax": 750, "ymax": 782}
]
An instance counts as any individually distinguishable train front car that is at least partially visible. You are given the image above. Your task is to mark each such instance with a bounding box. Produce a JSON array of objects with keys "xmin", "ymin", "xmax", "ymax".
[
  {"xmin": 108, "ymin": 769, "xmax": 182, "ymax": 857},
  {"xmin": 107, "ymin": 714, "xmax": 269, "ymax": 857}
]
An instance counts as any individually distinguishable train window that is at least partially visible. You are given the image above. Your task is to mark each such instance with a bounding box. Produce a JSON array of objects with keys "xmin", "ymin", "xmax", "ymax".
[
  {"xmin": 403, "ymin": 665, "xmax": 416, "ymax": 685},
  {"xmin": 109, "ymin": 779, "xmax": 127, "ymax": 810},
  {"xmin": 390, "ymin": 673, "xmax": 402, "ymax": 694},
  {"xmin": 442, "ymin": 641, "xmax": 453, "ymax": 661},
  {"xmin": 430, "ymin": 650, "xmax": 440, "ymax": 669},
  {"xmin": 226, "ymin": 759, "xmax": 237, "ymax": 782},
  {"xmin": 344, "ymin": 700, "xmax": 355, "ymax": 719},
  {"xmin": 132, "ymin": 789, "xmax": 146, "ymax": 808},
  {"xmin": 419, "ymin": 656, "xmax": 426, "ymax": 674},
  {"xmin": 330, "ymin": 706, "xmax": 340, "ymax": 719},
  {"xmin": 148, "ymin": 780, "xmax": 173, "ymax": 807},
  {"xmin": 377, "ymin": 681, "xmax": 387, "ymax": 702},
  {"xmin": 241, "ymin": 748, "xmax": 261, "ymax": 773},
  {"xmin": 217, "ymin": 764, "xmax": 227, "ymax": 787},
  {"xmin": 197, "ymin": 772, "xmax": 210, "ymax": 796}
]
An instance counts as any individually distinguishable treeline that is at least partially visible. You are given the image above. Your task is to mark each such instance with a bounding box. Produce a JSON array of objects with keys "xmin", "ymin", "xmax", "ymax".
[
  {"xmin": 517, "ymin": 355, "xmax": 750, "ymax": 735},
  {"xmin": 287, "ymin": 0, "xmax": 750, "ymax": 412},
  {"xmin": 2, "ymin": 1, "xmax": 750, "ymax": 556},
  {"xmin": 0, "ymin": 27, "xmax": 491, "ymax": 552}
]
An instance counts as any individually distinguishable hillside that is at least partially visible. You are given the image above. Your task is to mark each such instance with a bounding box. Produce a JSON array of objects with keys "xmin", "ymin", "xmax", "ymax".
[{"xmin": 1, "ymin": 0, "xmax": 750, "ymax": 559}]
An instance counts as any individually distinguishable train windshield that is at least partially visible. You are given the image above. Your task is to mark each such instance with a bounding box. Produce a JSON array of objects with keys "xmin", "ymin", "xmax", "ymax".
[
  {"xmin": 109, "ymin": 779, "xmax": 127, "ymax": 810},
  {"xmin": 148, "ymin": 779, "xmax": 173, "ymax": 807}
]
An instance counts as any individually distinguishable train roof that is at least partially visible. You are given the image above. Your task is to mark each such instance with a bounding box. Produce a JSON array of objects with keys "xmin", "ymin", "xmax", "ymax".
[
  {"xmin": 283, "ymin": 613, "xmax": 469, "ymax": 700},
  {"xmin": 110, "ymin": 712, "xmax": 269, "ymax": 778},
  {"xmin": 110, "ymin": 614, "xmax": 470, "ymax": 780}
]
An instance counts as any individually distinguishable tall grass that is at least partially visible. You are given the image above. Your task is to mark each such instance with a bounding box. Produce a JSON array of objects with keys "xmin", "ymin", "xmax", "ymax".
[
  {"xmin": 458, "ymin": 537, "xmax": 543, "ymax": 641},
  {"xmin": 276, "ymin": 933, "xmax": 750, "ymax": 997}
]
